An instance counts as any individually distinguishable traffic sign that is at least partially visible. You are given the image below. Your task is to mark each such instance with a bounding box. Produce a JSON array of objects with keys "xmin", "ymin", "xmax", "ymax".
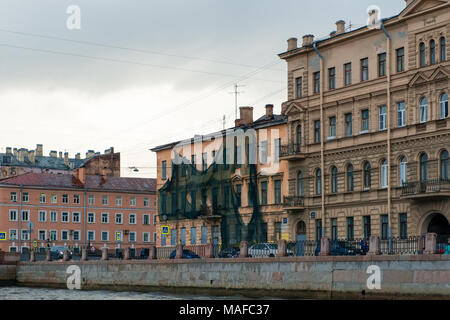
[
  {"xmin": 0, "ymin": 232, "xmax": 6, "ymax": 241},
  {"xmin": 33, "ymin": 240, "xmax": 38, "ymax": 248},
  {"xmin": 115, "ymin": 231, "xmax": 122, "ymax": 242},
  {"xmin": 27, "ymin": 222, "xmax": 34, "ymax": 229},
  {"xmin": 161, "ymin": 226, "xmax": 169, "ymax": 235}
]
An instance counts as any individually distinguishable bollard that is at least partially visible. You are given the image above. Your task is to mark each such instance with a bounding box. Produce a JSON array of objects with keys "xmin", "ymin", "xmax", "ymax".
[
  {"xmin": 424, "ymin": 232, "xmax": 437, "ymax": 255},
  {"xmin": 101, "ymin": 247, "xmax": 108, "ymax": 260},
  {"xmin": 239, "ymin": 241, "xmax": 248, "ymax": 258},
  {"xmin": 175, "ymin": 244, "xmax": 183, "ymax": 259},
  {"xmin": 124, "ymin": 247, "xmax": 130, "ymax": 260},
  {"xmin": 319, "ymin": 237, "xmax": 331, "ymax": 256},
  {"xmin": 81, "ymin": 248, "xmax": 87, "ymax": 261},
  {"xmin": 29, "ymin": 250, "xmax": 36, "ymax": 262},
  {"xmin": 63, "ymin": 249, "xmax": 70, "ymax": 261},
  {"xmin": 368, "ymin": 235, "xmax": 381, "ymax": 255},
  {"xmin": 46, "ymin": 248, "xmax": 52, "ymax": 262},
  {"xmin": 149, "ymin": 246, "xmax": 157, "ymax": 260},
  {"xmin": 276, "ymin": 239, "xmax": 287, "ymax": 257}
]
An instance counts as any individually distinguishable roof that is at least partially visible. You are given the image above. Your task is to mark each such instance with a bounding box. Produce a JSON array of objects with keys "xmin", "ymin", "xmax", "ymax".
[
  {"xmin": 0, "ymin": 172, "xmax": 156, "ymax": 193},
  {"xmin": 0, "ymin": 153, "xmax": 86, "ymax": 170}
]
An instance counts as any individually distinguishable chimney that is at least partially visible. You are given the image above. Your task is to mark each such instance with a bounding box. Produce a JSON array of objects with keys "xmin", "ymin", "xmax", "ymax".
[
  {"xmin": 265, "ymin": 104, "xmax": 274, "ymax": 118},
  {"xmin": 73, "ymin": 167, "xmax": 86, "ymax": 186},
  {"xmin": 17, "ymin": 148, "xmax": 28, "ymax": 162},
  {"xmin": 49, "ymin": 151, "xmax": 57, "ymax": 158},
  {"xmin": 302, "ymin": 34, "xmax": 314, "ymax": 46},
  {"xmin": 330, "ymin": 31, "xmax": 337, "ymax": 38},
  {"xmin": 75, "ymin": 153, "xmax": 81, "ymax": 160},
  {"xmin": 101, "ymin": 168, "xmax": 107, "ymax": 183},
  {"xmin": 86, "ymin": 150, "xmax": 95, "ymax": 159},
  {"xmin": 336, "ymin": 20, "xmax": 346, "ymax": 34},
  {"xmin": 105, "ymin": 147, "xmax": 114, "ymax": 154},
  {"xmin": 64, "ymin": 152, "xmax": 69, "ymax": 166},
  {"xmin": 239, "ymin": 106, "xmax": 253, "ymax": 126},
  {"xmin": 5, "ymin": 147, "xmax": 11, "ymax": 154},
  {"xmin": 13, "ymin": 148, "xmax": 18, "ymax": 158},
  {"xmin": 28, "ymin": 150, "xmax": 35, "ymax": 163},
  {"xmin": 36, "ymin": 144, "xmax": 43, "ymax": 157},
  {"xmin": 59, "ymin": 152, "xmax": 62, "ymax": 159},
  {"xmin": 287, "ymin": 37, "xmax": 298, "ymax": 51}
]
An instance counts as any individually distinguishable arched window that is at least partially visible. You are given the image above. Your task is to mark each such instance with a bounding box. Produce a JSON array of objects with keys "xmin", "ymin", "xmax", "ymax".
[
  {"xmin": 296, "ymin": 125, "xmax": 302, "ymax": 152},
  {"xmin": 419, "ymin": 97, "xmax": 428, "ymax": 123},
  {"xmin": 381, "ymin": 159, "xmax": 388, "ymax": 188},
  {"xmin": 440, "ymin": 93, "xmax": 448, "ymax": 119},
  {"xmin": 430, "ymin": 39, "xmax": 436, "ymax": 65},
  {"xmin": 420, "ymin": 153, "xmax": 428, "ymax": 182},
  {"xmin": 420, "ymin": 42, "xmax": 426, "ymax": 67},
  {"xmin": 316, "ymin": 169, "xmax": 322, "ymax": 195},
  {"xmin": 441, "ymin": 37, "xmax": 446, "ymax": 62},
  {"xmin": 347, "ymin": 164, "xmax": 354, "ymax": 192},
  {"xmin": 440, "ymin": 150, "xmax": 449, "ymax": 180},
  {"xmin": 399, "ymin": 156, "xmax": 407, "ymax": 185},
  {"xmin": 331, "ymin": 167, "xmax": 338, "ymax": 193},
  {"xmin": 363, "ymin": 162, "xmax": 371, "ymax": 189},
  {"xmin": 297, "ymin": 171, "xmax": 303, "ymax": 196}
]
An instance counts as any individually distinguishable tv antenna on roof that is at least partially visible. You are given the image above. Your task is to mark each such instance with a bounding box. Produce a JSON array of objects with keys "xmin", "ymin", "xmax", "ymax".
[{"xmin": 229, "ymin": 84, "xmax": 245, "ymax": 120}]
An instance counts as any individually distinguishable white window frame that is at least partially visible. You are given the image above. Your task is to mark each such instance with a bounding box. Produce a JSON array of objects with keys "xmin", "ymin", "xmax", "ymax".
[
  {"xmin": 102, "ymin": 195, "xmax": 108, "ymax": 205},
  {"xmin": 61, "ymin": 230, "xmax": 69, "ymax": 241},
  {"xmin": 400, "ymin": 158, "xmax": 407, "ymax": 185},
  {"xmin": 87, "ymin": 212, "xmax": 95, "ymax": 223},
  {"xmin": 38, "ymin": 210, "xmax": 47, "ymax": 222},
  {"xmin": 130, "ymin": 197, "xmax": 136, "ymax": 206},
  {"xmin": 72, "ymin": 230, "xmax": 80, "ymax": 241},
  {"xmin": 129, "ymin": 231, "xmax": 137, "ymax": 242},
  {"xmin": 129, "ymin": 214, "xmax": 136, "ymax": 225},
  {"xmin": 61, "ymin": 212, "xmax": 69, "ymax": 223},
  {"xmin": 143, "ymin": 214, "xmax": 150, "ymax": 225},
  {"xmin": 397, "ymin": 102, "xmax": 406, "ymax": 127},
  {"xmin": 381, "ymin": 160, "xmax": 388, "ymax": 188},
  {"xmin": 21, "ymin": 210, "xmax": 29, "ymax": 222},
  {"xmin": 115, "ymin": 213, "xmax": 123, "ymax": 225},
  {"xmin": 440, "ymin": 93, "xmax": 448, "ymax": 119},
  {"xmin": 50, "ymin": 211, "xmax": 58, "ymax": 223},
  {"xmin": 101, "ymin": 231, "xmax": 109, "ymax": 241},
  {"xmin": 144, "ymin": 198, "xmax": 149, "ymax": 207},
  {"xmin": 9, "ymin": 210, "xmax": 17, "ymax": 222},
  {"xmin": 9, "ymin": 246, "xmax": 18, "ymax": 253},
  {"xmin": 22, "ymin": 193, "xmax": 29, "ymax": 202},
  {"xmin": 116, "ymin": 196, "xmax": 122, "ymax": 206},
  {"xmin": 420, "ymin": 98, "xmax": 428, "ymax": 123},
  {"xmin": 21, "ymin": 230, "xmax": 30, "ymax": 241},
  {"xmin": 51, "ymin": 194, "xmax": 57, "ymax": 204},
  {"xmin": 72, "ymin": 212, "xmax": 80, "ymax": 223},
  {"xmin": 88, "ymin": 195, "xmax": 95, "ymax": 205},
  {"xmin": 10, "ymin": 192, "xmax": 17, "ymax": 202},
  {"xmin": 101, "ymin": 212, "xmax": 109, "ymax": 224},
  {"xmin": 49, "ymin": 230, "xmax": 57, "ymax": 241},
  {"xmin": 73, "ymin": 194, "xmax": 80, "ymax": 204},
  {"xmin": 38, "ymin": 229, "xmax": 47, "ymax": 241},
  {"xmin": 379, "ymin": 106, "xmax": 387, "ymax": 131},
  {"xmin": 39, "ymin": 193, "xmax": 46, "ymax": 203},
  {"xmin": 62, "ymin": 194, "xmax": 69, "ymax": 203},
  {"xmin": 87, "ymin": 230, "xmax": 95, "ymax": 241},
  {"xmin": 9, "ymin": 229, "xmax": 17, "ymax": 241},
  {"xmin": 143, "ymin": 232, "xmax": 150, "ymax": 243}
]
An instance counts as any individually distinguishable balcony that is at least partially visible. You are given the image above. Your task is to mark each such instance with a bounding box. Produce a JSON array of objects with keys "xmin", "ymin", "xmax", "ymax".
[
  {"xmin": 401, "ymin": 179, "xmax": 450, "ymax": 198},
  {"xmin": 279, "ymin": 143, "xmax": 305, "ymax": 160},
  {"xmin": 283, "ymin": 196, "xmax": 305, "ymax": 210}
]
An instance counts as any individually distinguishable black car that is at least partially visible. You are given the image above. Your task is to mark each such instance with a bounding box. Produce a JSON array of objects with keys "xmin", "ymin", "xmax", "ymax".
[
  {"xmin": 169, "ymin": 249, "xmax": 200, "ymax": 259},
  {"xmin": 218, "ymin": 247, "xmax": 240, "ymax": 258},
  {"xmin": 50, "ymin": 246, "xmax": 73, "ymax": 259}
]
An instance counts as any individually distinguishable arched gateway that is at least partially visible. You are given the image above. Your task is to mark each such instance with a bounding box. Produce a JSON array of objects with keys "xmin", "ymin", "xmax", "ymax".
[{"xmin": 421, "ymin": 212, "xmax": 450, "ymax": 243}]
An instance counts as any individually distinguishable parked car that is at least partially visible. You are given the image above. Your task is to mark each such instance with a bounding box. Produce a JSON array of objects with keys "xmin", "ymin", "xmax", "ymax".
[
  {"xmin": 50, "ymin": 246, "xmax": 73, "ymax": 259},
  {"xmin": 219, "ymin": 247, "xmax": 240, "ymax": 258},
  {"xmin": 314, "ymin": 241, "xmax": 366, "ymax": 256},
  {"xmin": 169, "ymin": 249, "xmax": 200, "ymax": 259},
  {"xmin": 248, "ymin": 243, "xmax": 294, "ymax": 258}
]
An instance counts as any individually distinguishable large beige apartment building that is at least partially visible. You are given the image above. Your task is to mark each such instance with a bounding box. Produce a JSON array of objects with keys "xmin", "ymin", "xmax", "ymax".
[{"xmin": 280, "ymin": 0, "xmax": 450, "ymax": 243}]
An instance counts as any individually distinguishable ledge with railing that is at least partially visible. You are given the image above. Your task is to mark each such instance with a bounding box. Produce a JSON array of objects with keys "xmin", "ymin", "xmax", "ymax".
[
  {"xmin": 280, "ymin": 143, "xmax": 303, "ymax": 158},
  {"xmin": 401, "ymin": 178, "xmax": 450, "ymax": 196},
  {"xmin": 283, "ymin": 196, "xmax": 304, "ymax": 208}
]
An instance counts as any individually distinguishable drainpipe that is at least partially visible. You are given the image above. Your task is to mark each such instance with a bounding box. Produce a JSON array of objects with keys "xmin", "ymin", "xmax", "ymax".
[
  {"xmin": 313, "ymin": 41, "xmax": 326, "ymax": 239},
  {"xmin": 381, "ymin": 19, "xmax": 392, "ymax": 252},
  {"xmin": 18, "ymin": 185, "xmax": 23, "ymax": 251},
  {"xmin": 83, "ymin": 189, "xmax": 87, "ymax": 249}
]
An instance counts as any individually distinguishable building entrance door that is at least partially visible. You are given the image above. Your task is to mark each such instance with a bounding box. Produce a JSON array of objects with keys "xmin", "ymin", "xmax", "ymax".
[{"xmin": 295, "ymin": 221, "xmax": 306, "ymax": 256}]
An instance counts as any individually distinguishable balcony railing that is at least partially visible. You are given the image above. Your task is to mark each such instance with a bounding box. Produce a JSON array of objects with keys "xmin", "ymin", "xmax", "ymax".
[
  {"xmin": 280, "ymin": 143, "xmax": 302, "ymax": 158},
  {"xmin": 283, "ymin": 196, "xmax": 304, "ymax": 208},
  {"xmin": 401, "ymin": 179, "xmax": 450, "ymax": 196}
]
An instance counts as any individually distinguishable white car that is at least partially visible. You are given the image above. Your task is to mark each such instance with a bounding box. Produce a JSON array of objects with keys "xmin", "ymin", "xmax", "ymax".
[{"xmin": 248, "ymin": 243, "xmax": 293, "ymax": 257}]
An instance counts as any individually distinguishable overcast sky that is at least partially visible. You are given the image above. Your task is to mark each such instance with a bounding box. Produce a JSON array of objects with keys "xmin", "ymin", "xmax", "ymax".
[{"xmin": 0, "ymin": 0, "xmax": 405, "ymax": 178}]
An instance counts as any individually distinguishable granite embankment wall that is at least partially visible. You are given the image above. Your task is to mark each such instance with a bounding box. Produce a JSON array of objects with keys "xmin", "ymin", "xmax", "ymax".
[{"xmin": 7, "ymin": 255, "xmax": 450, "ymax": 299}]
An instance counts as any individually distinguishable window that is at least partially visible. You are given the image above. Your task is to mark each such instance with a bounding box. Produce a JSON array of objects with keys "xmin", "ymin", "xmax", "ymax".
[
  {"xmin": 273, "ymin": 138, "xmax": 281, "ymax": 163},
  {"xmin": 101, "ymin": 213, "xmax": 109, "ymax": 224},
  {"xmin": 296, "ymin": 77, "xmax": 303, "ymax": 98},
  {"xmin": 345, "ymin": 113, "xmax": 352, "ymax": 137},
  {"xmin": 73, "ymin": 194, "xmax": 80, "ymax": 204},
  {"xmin": 361, "ymin": 109, "xmax": 369, "ymax": 132},
  {"xmin": 260, "ymin": 181, "xmax": 268, "ymax": 205},
  {"xmin": 260, "ymin": 140, "xmax": 268, "ymax": 164},
  {"xmin": 129, "ymin": 214, "xmax": 136, "ymax": 224},
  {"xmin": 191, "ymin": 227, "xmax": 197, "ymax": 245},
  {"xmin": 274, "ymin": 180, "xmax": 282, "ymax": 204},
  {"xmin": 116, "ymin": 196, "xmax": 122, "ymax": 206},
  {"xmin": 381, "ymin": 214, "xmax": 389, "ymax": 240},
  {"xmin": 328, "ymin": 67, "xmax": 335, "ymax": 90},
  {"xmin": 313, "ymin": 72, "xmax": 320, "ymax": 93},
  {"xmin": 9, "ymin": 229, "xmax": 17, "ymax": 241},
  {"xmin": 440, "ymin": 150, "xmax": 449, "ymax": 180},
  {"xmin": 399, "ymin": 213, "xmax": 408, "ymax": 239},
  {"xmin": 50, "ymin": 230, "xmax": 57, "ymax": 241},
  {"xmin": 346, "ymin": 217, "xmax": 354, "ymax": 241},
  {"xmin": 296, "ymin": 125, "xmax": 302, "ymax": 147},
  {"xmin": 130, "ymin": 197, "xmax": 136, "ymax": 206},
  {"xmin": 361, "ymin": 58, "xmax": 368, "ymax": 81},
  {"xmin": 316, "ymin": 169, "xmax": 322, "ymax": 195},
  {"xmin": 9, "ymin": 210, "xmax": 17, "ymax": 221},
  {"xmin": 344, "ymin": 63, "xmax": 352, "ymax": 85},
  {"xmin": 347, "ymin": 164, "xmax": 354, "ymax": 192},
  {"xmin": 381, "ymin": 159, "xmax": 388, "ymax": 188},
  {"xmin": 331, "ymin": 218, "xmax": 338, "ymax": 241},
  {"xmin": 170, "ymin": 228, "xmax": 177, "ymax": 245},
  {"xmin": 38, "ymin": 211, "xmax": 46, "ymax": 222},
  {"xmin": 129, "ymin": 232, "xmax": 136, "ymax": 242},
  {"xmin": 73, "ymin": 231, "xmax": 80, "ymax": 241},
  {"xmin": 88, "ymin": 231, "xmax": 95, "ymax": 242},
  {"xmin": 61, "ymin": 230, "xmax": 69, "ymax": 241},
  {"xmin": 62, "ymin": 194, "xmax": 68, "ymax": 203},
  {"xmin": 314, "ymin": 120, "xmax": 321, "ymax": 143},
  {"xmin": 440, "ymin": 93, "xmax": 448, "ymax": 119},
  {"xmin": 430, "ymin": 39, "xmax": 436, "ymax": 65},
  {"xmin": 397, "ymin": 101, "xmax": 406, "ymax": 127},
  {"xmin": 297, "ymin": 171, "xmax": 303, "ymax": 197},
  {"xmin": 329, "ymin": 116, "xmax": 336, "ymax": 138},
  {"xmin": 363, "ymin": 216, "xmax": 371, "ymax": 239},
  {"xmin": 102, "ymin": 195, "xmax": 108, "ymax": 205},
  {"xmin": 10, "ymin": 192, "xmax": 17, "ymax": 202},
  {"xmin": 51, "ymin": 194, "xmax": 57, "ymax": 204},
  {"xmin": 378, "ymin": 53, "xmax": 386, "ymax": 76},
  {"xmin": 144, "ymin": 198, "xmax": 149, "ymax": 207},
  {"xmin": 420, "ymin": 153, "xmax": 428, "ymax": 182},
  {"xmin": 22, "ymin": 230, "xmax": 30, "ymax": 241},
  {"xmin": 331, "ymin": 167, "xmax": 338, "ymax": 193},
  {"xmin": 22, "ymin": 210, "xmax": 29, "ymax": 221},
  {"xmin": 50, "ymin": 211, "xmax": 57, "ymax": 222},
  {"xmin": 87, "ymin": 212, "xmax": 95, "ymax": 223},
  {"xmin": 202, "ymin": 152, "xmax": 207, "ymax": 171},
  {"xmin": 364, "ymin": 162, "xmax": 371, "ymax": 189},
  {"xmin": 143, "ymin": 232, "xmax": 150, "ymax": 243},
  {"xmin": 162, "ymin": 160, "xmax": 167, "ymax": 179},
  {"xmin": 399, "ymin": 157, "xmax": 407, "ymax": 185},
  {"xmin": 315, "ymin": 219, "xmax": 322, "ymax": 241},
  {"xmin": 180, "ymin": 227, "xmax": 186, "ymax": 245},
  {"xmin": 22, "ymin": 193, "xmax": 29, "ymax": 202},
  {"xmin": 40, "ymin": 193, "xmax": 46, "ymax": 203},
  {"xmin": 143, "ymin": 214, "xmax": 150, "ymax": 225},
  {"xmin": 379, "ymin": 105, "xmax": 387, "ymax": 131},
  {"xmin": 420, "ymin": 42, "xmax": 426, "ymax": 67},
  {"xmin": 88, "ymin": 195, "xmax": 94, "ymax": 205},
  {"xmin": 396, "ymin": 47, "xmax": 404, "ymax": 72},
  {"xmin": 115, "ymin": 213, "xmax": 123, "ymax": 224},
  {"xmin": 153, "ymin": 232, "xmax": 157, "ymax": 243},
  {"xmin": 101, "ymin": 231, "xmax": 109, "ymax": 241},
  {"xmin": 72, "ymin": 212, "xmax": 80, "ymax": 223},
  {"xmin": 419, "ymin": 97, "xmax": 428, "ymax": 123},
  {"xmin": 441, "ymin": 37, "xmax": 446, "ymax": 62},
  {"xmin": 201, "ymin": 226, "xmax": 208, "ymax": 244}
]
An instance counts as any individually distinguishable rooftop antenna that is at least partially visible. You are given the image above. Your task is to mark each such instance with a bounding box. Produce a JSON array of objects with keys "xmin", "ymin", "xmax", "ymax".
[
  {"xmin": 229, "ymin": 84, "xmax": 245, "ymax": 120},
  {"xmin": 222, "ymin": 115, "xmax": 226, "ymax": 130}
]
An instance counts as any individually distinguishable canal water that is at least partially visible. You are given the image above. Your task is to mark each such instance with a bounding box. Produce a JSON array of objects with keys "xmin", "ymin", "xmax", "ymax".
[{"xmin": 0, "ymin": 286, "xmax": 272, "ymax": 300}]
